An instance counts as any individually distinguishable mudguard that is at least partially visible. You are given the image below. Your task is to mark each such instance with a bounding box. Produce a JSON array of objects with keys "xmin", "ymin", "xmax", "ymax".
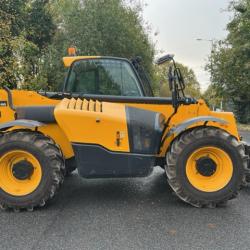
[
  {"xmin": 166, "ymin": 116, "xmax": 228, "ymax": 138},
  {"xmin": 0, "ymin": 119, "xmax": 45, "ymax": 131}
]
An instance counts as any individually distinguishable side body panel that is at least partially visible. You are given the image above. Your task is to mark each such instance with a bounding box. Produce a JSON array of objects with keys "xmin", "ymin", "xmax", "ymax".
[
  {"xmin": 127, "ymin": 100, "xmax": 239, "ymax": 157},
  {"xmin": 0, "ymin": 90, "xmax": 239, "ymax": 160},
  {"xmin": 0, "ymin": 90, "xmax": 74, "ymax": 159},
  {"xmin": 54, "ymin": 98, "xmax": 164, "ymax": 177},
  {"xmin": 54, "ymin": 98, "xmax": 130, "ymax": 152}
]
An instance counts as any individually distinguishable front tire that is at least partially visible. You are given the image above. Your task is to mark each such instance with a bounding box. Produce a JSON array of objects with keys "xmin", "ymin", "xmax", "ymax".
[
  {"xmin": 166, "ymin": 127, "xmax": 249, "ymax": 208},
  {"xmin": 0, "ymin": 131, "xmax": 65, "ymax": 211}
]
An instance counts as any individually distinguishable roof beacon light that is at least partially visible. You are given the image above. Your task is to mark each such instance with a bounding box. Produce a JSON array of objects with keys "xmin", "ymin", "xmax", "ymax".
[{"xmin": 68, "ymin": 47, "xmax": 76, "ymax": 56}]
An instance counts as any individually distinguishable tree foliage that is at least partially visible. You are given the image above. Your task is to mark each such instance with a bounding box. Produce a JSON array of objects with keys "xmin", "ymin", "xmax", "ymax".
[
  {"xmin": 0, "ymin": 0, "xmax": 27, "ymax": 88},
  {"xmin": 0, "ymin": 0, "xmax": 200, "ymax": 97},
  {"xmin": 206, "ymin": 0, "xmax": 250, "ymax": 123},
  {"xmin": 0, "ymin": 0, "xmax": 56, "ymax": 89},
  {"xmin": 45, "ymin": 0, "xmax": 155, "ymax": 90},
  {"xmin": 154, "ymin": 62, "xmax": 201, "ymax": 99},
  {"xmin": 202, "ymin": 84, "xmax": 223, "ymax": 110}
]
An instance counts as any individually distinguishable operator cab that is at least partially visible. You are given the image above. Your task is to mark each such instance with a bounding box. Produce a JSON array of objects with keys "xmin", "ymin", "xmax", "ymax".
[
  {"xmin": 64, "ymin": 58, "xmax": 145, "ymax": 97},
  {"xmin": 40, "ymin": 48, "xmax": 195, "ymax": 107}
]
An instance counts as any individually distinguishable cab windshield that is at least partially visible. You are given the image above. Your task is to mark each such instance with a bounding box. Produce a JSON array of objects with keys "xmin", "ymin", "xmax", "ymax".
[{"xmin": 65, "ymin": 59, "xmax": 143, "ymax": 96}]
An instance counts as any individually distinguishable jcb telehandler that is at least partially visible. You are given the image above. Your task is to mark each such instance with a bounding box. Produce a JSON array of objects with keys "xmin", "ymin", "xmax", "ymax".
[{"xmin": 0, "ymin": 52, "xmax": 249, "ymax": 211}]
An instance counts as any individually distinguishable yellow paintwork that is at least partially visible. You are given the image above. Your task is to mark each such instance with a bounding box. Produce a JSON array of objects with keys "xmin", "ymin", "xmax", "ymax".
[
  {"xmin": 0, "ymin": 150, "xmax": 42, "ymax": 196},
  {"xmin": 0, "ymin": 90, "xmax": 58, "ymax": 123},
  {"xmin": 39, "ymin": 124, "xmax": 74, "ymax": 158},
  {"xmin": 0, "ymin": 89, "xmax": 61, "ymax": 138},
  {"xmin": 63, "ymin": 56, "xmax": 101, "ymax": 67},
  {"xmin": 186, "ymin": 146, "xmax": 233, "ymax": 192},
  {"xmin": 125, "ymin": 99, "xmax": 239, "ymax": 156},
  {"xmin": 0, "ymin": 90, "xmax": 74, "ymax": 159},
  {"xmin": 0, "ymin": 90, "xmax": 240, "ymax": 158},
  {"xmin": 54, "ymin": 98, "xmax": 130, "ymax": 152}
]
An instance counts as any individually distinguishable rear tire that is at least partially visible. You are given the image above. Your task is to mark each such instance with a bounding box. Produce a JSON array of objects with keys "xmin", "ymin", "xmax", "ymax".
[
  {"xmin": 0, "ymin": 131, "xmax": 65, "ymax": 211},
  {"xmin": 166, "ymin": 127, "xmax": 249, "ymax": 208}
]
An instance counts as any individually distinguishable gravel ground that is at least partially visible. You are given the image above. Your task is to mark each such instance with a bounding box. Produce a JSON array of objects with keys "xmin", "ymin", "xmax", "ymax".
[{"xmin": 0, "ymin": 132, "xmax": 249, "ymax": 250}]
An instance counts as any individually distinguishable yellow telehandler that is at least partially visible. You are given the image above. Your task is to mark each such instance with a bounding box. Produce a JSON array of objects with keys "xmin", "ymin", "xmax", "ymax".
[{"xmin": 0, "ymin": 52, "xmax": 249, "ymax": 211}]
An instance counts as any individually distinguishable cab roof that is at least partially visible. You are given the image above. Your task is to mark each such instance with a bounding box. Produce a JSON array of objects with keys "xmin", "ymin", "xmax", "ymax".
[
  {"xmin": 63, "ymin": 56, "xmax": 132, "ymax": 68},
  {"xmin": 63, "ymin": 56, "xmax": 101, "ymax": 67}
]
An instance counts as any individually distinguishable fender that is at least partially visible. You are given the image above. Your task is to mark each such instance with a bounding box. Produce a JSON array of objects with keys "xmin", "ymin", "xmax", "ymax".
[
  {"xmin": 0, "ymin": 119, "xmax": 45, "ymax": 131},
  {"xmin": 165, "ymin": 116, "xmax": 228, "ymax": 139}
]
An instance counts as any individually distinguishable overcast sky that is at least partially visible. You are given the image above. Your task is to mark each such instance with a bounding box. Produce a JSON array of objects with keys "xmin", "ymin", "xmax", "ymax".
[{"xmin": 143, "ymin": 0, "xmax": 232, "ymax": 91}]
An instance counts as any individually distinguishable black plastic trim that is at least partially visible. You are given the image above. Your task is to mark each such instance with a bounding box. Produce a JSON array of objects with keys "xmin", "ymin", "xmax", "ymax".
[
  {"xmin": 3, "ymin": 86, "xmax": 15, "ymax": 111},
  {"xmin": 38, "ymin": 92, "xmax": 173, "ymax": 105},
  {"xmin": 126, "ymin": 106, "xmax": 164, "ymax": 154},
  {"xmin": 165, "ymin": 116, "xmax": 228, "ymax": 139},
  {"xmin": 0, "ymin": 119, "xmax": 44, "ymax": 131},
  {"xmin": 16, "ymin": 106, "xmax": 55, "ymax": 123},
  {"xmin": 72, "ymin": 143, "xmax": 155, "ymax": 178}
]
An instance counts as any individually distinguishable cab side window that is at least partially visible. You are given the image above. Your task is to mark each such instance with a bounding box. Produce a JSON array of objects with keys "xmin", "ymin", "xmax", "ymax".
[{"xmin": 65, "ymin": 59, "xmax": 142, "ymax": 96}]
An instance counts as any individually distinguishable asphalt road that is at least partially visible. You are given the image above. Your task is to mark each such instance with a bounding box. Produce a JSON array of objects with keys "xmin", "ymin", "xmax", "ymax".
[
  {"xmin": 240, "ymin": 130, "xmax": 250, "ymax": 144},
  {"xmin": 0, "ymin": 132, "xmax": 250, "ymax": 250}
]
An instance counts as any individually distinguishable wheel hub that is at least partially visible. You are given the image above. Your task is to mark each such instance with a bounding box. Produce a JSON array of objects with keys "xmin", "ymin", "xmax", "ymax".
[
  {"xmin": 196, "ymin": 157, "xmax": 217, "ymax": 177},
  {"xmin": 12, "ymin": 160, "xmax": 34, "ymax": 180}
]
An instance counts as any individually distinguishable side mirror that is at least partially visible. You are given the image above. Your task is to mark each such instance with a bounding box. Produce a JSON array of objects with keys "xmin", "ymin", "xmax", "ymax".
[{"xmin": 155, "ymin": 54, "xmax": 174, "ymax": 65}]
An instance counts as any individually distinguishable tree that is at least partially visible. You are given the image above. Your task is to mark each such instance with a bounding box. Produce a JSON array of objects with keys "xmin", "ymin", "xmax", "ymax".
[
  {"xmin": 206, "ymin": 0, "xmax": 250, "ymax": 123},
  {"xmin": 21, "ymin": 0, "xmax": 56, "ymax": 88},
  {"xmin": 41, "ymin": 0, "xmax": 155, "ymax": 90},
  {"xmin": 0, "ymin": 0, "xmax": 27, "ymax": 88},
  {"xmin": 0, "ymin": 0, "xmax": 56, "ymax": 89},
  {"xmin": 153, "ymin": 62, "xmax": 201, "ymax": 98},
  {"xmin": 202, "ymin": 84, "xmax": 223, "ymax": 110}
]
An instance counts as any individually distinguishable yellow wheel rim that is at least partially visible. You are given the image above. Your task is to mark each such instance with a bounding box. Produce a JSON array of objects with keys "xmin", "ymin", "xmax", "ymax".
[
  {"xmin": 186, "ymin": 146, "xmax": 233, "ymax": 192},
  {"xmin": 0, "ymin": 150, "xmax": 42, "ymax": 196}
]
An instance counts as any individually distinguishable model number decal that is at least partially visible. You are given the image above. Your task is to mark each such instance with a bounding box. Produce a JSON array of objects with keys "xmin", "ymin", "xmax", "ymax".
[{"xmin": 0, "ymin": 101, "xmax": 7, "ymax": 107}]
